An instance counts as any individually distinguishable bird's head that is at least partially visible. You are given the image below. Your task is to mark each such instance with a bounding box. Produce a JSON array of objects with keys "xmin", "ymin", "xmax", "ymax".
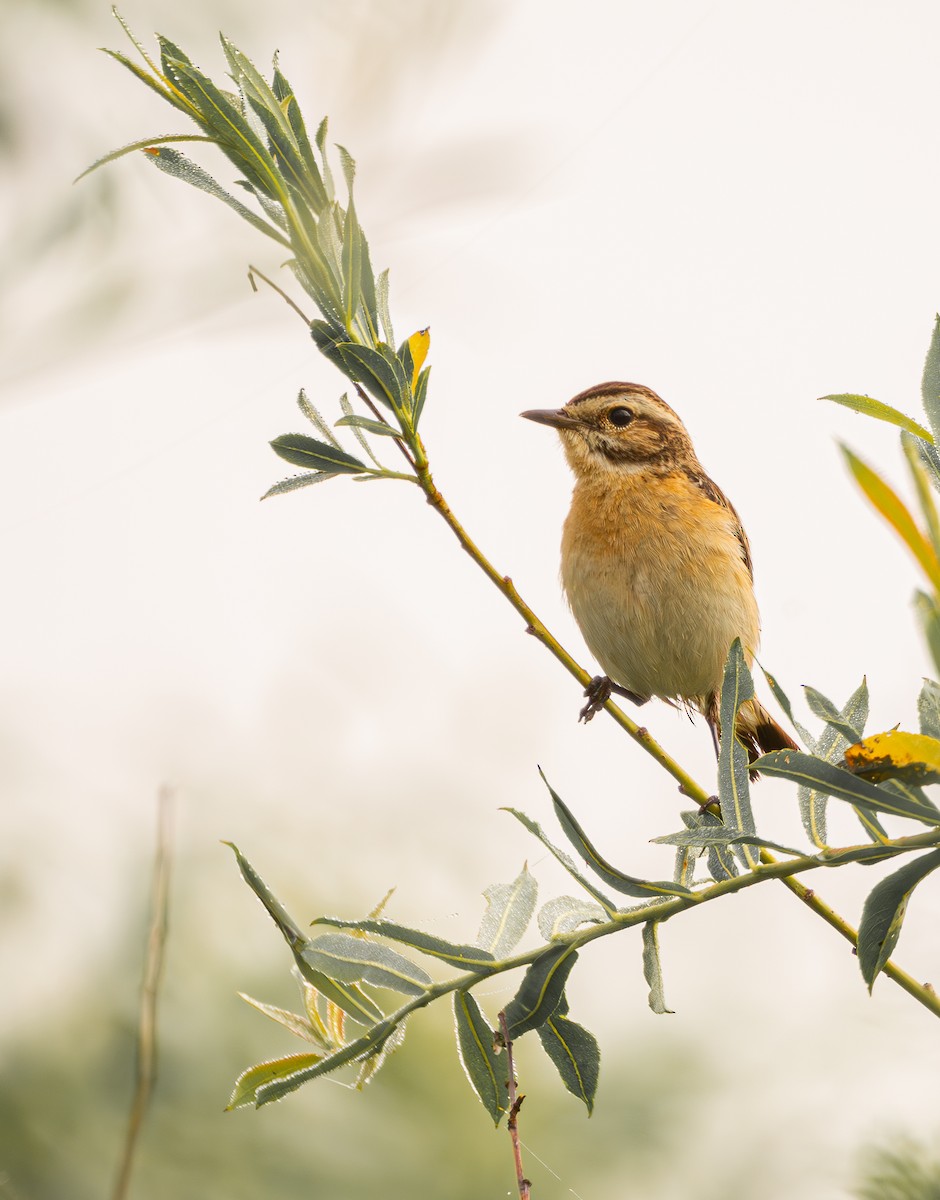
[{"xmin": 521, "ymin": 382, "xmax": 694, "ymax": 479}]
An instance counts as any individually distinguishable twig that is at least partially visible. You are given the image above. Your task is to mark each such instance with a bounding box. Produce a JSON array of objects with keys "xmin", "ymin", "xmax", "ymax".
[
  {"xmin": 112, "ymin": 786, "xmax": 176, "ymax": 1200},
  {"xmin": 498, "ymin": 1012, "xmax": 531, "ymax": 1200},
  {"xmin": 248, "ymin": 265, "xmax": 313, "ymax": 325}
]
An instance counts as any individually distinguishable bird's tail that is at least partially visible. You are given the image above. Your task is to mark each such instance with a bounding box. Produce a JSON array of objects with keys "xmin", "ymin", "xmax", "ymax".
[{"xmin": 733, "ymin": 697, "xmax": 798, "ymax": 764}]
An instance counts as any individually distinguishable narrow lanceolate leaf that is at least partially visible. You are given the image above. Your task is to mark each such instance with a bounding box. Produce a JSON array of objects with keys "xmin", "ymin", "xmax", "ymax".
[
  {"xmin": 821, "ymin": 394, "xmax": 933, "ymax": 442},
  {"xmin": 903, "ymin": 432, "xmax": 940, "ymax": 561},
  {"xmin": 337, "ymin": 343, "xmax": 411, "ymax": 413},
  {"xmin": 537, "ymin": 896, "xmax": 607, "ymax": 940},
  {"xmin": 335, "ymin": 413, "xmax": 400, "ymax": 437},
  {"xmin": 503, "ymin": 947, "xmax": 579, "ymax": 1039},
  {"xmin": 760, "ymin": 668, "xmax": 815, "ymax": 749},
  {"xmin": 857, "ymin": 848, "xmax": 940, "ymax": 990},
  {"xmin": 412, "ymin": 365, "xmax": 432, "ymax": 428},
  {"xmin": 292, "ymin": 964, "xmax": 384, "ymax": 1026},
  {"xmin": 341, "ymin": 196, "xmax": 363, "ymax": 333},
  {"xmin": 922, "ymin": 314, "xmax": 940, "ymax": 444},
  {"xmin": 539, "ymin": 770, "xmax": 693, "ymax": 898},
  {"xmin": 804, "ymin": 685, "xmax": 866, "ymax": 745},
  {"xmin": 225, "ymin": 843, "xmax": 305, "ymax": 948},
  {"xmin": 537, "ymin": 1010, "xmax": 600, "ymax": 1113},
  {"xmin": 652, "ymin": 829, "xmax": 801, "ymax": 856},
  {"xmin": 502, "ymin": 809, "xmax": 617, "ymax": 913},
  {"xmin": 297, "ymin": 389, "xmax": 341, "ymax": 446},
  {"xmin": 642, "ymin": 922, "xmax": 674, "ymax": 1015},
  {"xmin": 799, "ymin": 679, "xmax": 870, "ymax": 848},
  {"xmin": 918, "ymin": 679, "xmax": 940, "ymax": 740},
  {"xmin": 453, "ymin": 991, "xmax": 506, "ymax": 1126},
  {"xmin": 915, "ymin": 591, "xmax": 940, "ymax": 680},
  {"xmin": 841, "ymin": 444, "xmax": 940, "ymax": 591},
  {"xmin": 476, "ymin": 865, "xmax": 537, "ymax": 958},
  {"xmin": 301, "ymin": 932, "xmax": 431, "ymax": 997},
  {"xmin": 844, "ymin": 731, "xmax": 940, "ymax": 786},
  {"xmin": 227, "ymin": 1053, "xmax": 323, "ymax": 1110},
  {"xmin": 718, "ymin": 640, "xmax": 757, "ymax": 868},
  {"xmin": 261, "ymin": 472, "xmax": 337, "ymax": 500},
  {"xmin": 754, "ymin": 751, "xmax": 940, "ymax": 826},
  {"xmin": 141, "ymin": 145, "xmax": 291, "ymax": 246},
  {"xmin": 270, "ymin": 433, "xmax": 366, "ymax": 473},
  {"xmin": 237, "ymin": 993, "xmax": 327, "ymax": 1047},
  {"xmin": 309, "ymin": 917, "xmax": 496, "ymax": 969},
  {"xmin": 376, "ymin": 268, "xmax": 394, "ymax": 346},
  {"xmin": 255, "ymin": 1020, "xmax": 397, "ymax": 1105}
]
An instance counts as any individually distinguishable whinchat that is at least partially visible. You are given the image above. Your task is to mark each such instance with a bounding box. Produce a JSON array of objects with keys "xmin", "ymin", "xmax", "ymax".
[{"xmin": 522, "ymin": 382, "xmax": 795, "ymax": 762}]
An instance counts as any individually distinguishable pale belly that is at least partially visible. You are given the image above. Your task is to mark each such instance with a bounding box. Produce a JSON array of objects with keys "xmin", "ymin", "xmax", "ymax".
[{"xmin": 561, "ymin": 502, "xmax": 760, "ymax": 703}]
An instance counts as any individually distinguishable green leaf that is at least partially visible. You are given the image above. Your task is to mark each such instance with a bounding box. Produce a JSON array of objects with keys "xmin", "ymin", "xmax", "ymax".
[
  {"xmin": 336, "ymin": 342, "xmax": 410, "ymax": 413},
  {"xmin": 270, "ymin": 433, "xmax": 366, "ymax": 473},
  {"xmin": 292, "ymin": 965, "xmax": 384, "ymax": 1026},
  {"xmin": 759, "ymin": 667, "xmax": 815, "ymax": 749},
  {"xmin": 158, "ymin": 40, "xmax": 277, "ymax": 196},
  {"xmin": 227, "ymin": 1052, "xmax": 323, "ymax": 1110},
  {"xmin": 821, "ymin": 393, "xmax": 933, "ymax": 442},
  {"xmin": 261, "ymin": 472, "xmax": 337, "ymax": 500},
  {"xmin": 142, "ymin": 145, "xmax": 290, "ymax": 246},
  {"xmin": 301, "ymin": 932, "xmax": 431, "ymax": 997},
  {"xmin": 539, "ymin": 771, "xmax": 693, "ymax": 898},
  {"xmin": 754, "ymin": 751, "xmax": 940, "ymax": 826},
  {"xmin": 652, "ymin": 829, "xmax": 801, "ymax": 856},
  {"xmin": 857, "ymin": 848, "xmax": 940, "ymax": 990},
  {"xmin": 915, "ymin": 591, "xmax": 940, "ymax": 679},
  {"xmin": 537, "ymin": 1008, "xmax": 600, "ymax": 1113},
  {"xmin": 254, "ymin": 1019, "xmax": 396, "ymax": 1105},
  {"xmin": 309, "ymin": 917, "xmax": 496, "ymax": 969},
  {"xmin": 918, "ymin": 679, "xmax": 940, "ymax": 740},
  {"xmin": 337, "ymin": 393, "xmax": 383, "ymax": 467},
  {"xmin": 297, "ymin": 388, "xmax": 341, "ymax": 446},
  {"xmin": 412, "ymin": 365, "xmax": 431, "ymax": 428},
  {"xmin": 376, "ymin": 268, "xmax": 395, "ymax": 346},
  {"xmin": 335, "ymin": 413, "xmax": 400, "ymax": 438},
  {"xmin": 342, "ymin": 196, "xmax": 363, "ymax": 333},
  {"xmin": 503, "ymin": 946, "xmax": 579, "ymax": 1039},
  {"xmin": 642, "ymin": 922, "xmax": 673, "ymax": 1015},
  {"xmin": 717, "ymin": 640, "xmax": 757, "ymax": 868},
  {"xmin": 922, "ymin": 314, "xmax": 940, "ymax": 444},
  {"xmin": 237, "ymin": 993, "xmax": 327, "ymax": 1048},
  {"xmin": 537, "ymin": 896, "xmax": 607, "ymax": 940},
  {"xmin": 225, "ymin": 842, "xmax": 305, "ymax": 949},
  {"xmin": 799, "ymin": 679, "xmax": 870, "ymax": 847},
  {"xmin": 453, "ymin": 991, "xmax": 506, "ymax": 1126},
  {"xmin": 502, "ymin": 808, "xmax": 617, "ymax": 913},
  {"xmin": 476, "ymin": 865, "xmax": 537, "ymax": 958},
  {"xmin": 804, "ymin": 685, "xmax": 866, "ymax": 744}
]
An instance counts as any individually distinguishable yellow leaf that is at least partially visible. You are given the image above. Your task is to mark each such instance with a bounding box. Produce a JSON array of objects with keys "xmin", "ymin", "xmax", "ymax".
[
  {"xmin": 842, "ymin": 445, "xmax": 940, "ymax": 591},
  {"xmin": 407, "ymin": 327, "xmax": 430, "ymax": 390},
  {"xmin": 843, "ymin": 730, "xmax": 940, "ymax": 785}
]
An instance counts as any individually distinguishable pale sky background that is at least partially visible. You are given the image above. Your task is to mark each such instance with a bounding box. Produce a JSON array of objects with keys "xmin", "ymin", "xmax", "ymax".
[{"xmin": 4, "ymin": 2, "xmax": 940, "ymax": 1197}]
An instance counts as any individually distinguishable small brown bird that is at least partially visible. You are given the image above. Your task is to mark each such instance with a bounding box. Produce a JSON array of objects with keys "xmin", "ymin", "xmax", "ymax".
[{"xmin": 522, "ymin": 381, "xmax": 795, "ymax": 762}]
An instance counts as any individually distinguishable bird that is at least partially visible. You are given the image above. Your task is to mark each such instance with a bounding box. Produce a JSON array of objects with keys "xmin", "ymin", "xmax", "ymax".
[{"xmin": 521, "ymin": 381, "xmax": 796, "ymax": 764}]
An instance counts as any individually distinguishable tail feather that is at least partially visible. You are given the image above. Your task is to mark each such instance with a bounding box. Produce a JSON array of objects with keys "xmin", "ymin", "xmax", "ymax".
[{"xmin": 733, "ymin": 698, "xmax": 798, "ymax": 768}]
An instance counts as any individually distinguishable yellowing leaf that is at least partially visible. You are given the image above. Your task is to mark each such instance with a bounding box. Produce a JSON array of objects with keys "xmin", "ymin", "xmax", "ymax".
[
  {"xmin": 407, "ymin": 327, "xmax": 430, "ymax": 389},
  {"xmin": 841, "ymin": 445, "xmax": 940, "ymax": 591},
  {"xmin": 843, "ymin": 730, "xmax": 940, "ymax": 785}
]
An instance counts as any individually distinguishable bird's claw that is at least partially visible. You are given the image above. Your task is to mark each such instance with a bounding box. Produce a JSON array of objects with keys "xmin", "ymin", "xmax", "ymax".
[{"xmin": 579, "ymin": 676, "xmax": 612, "ymax": 723}]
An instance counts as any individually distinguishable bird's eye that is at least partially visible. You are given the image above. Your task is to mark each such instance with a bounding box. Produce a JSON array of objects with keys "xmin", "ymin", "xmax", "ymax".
[{"xmin": 608, "ymin": 406, "xmax": 634, "ymax": 427}]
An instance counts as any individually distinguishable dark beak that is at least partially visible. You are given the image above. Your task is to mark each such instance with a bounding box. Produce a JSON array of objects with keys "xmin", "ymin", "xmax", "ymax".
[{"xmin": 519, "ymin": 407, "xmax": 579, "ymax": 429}]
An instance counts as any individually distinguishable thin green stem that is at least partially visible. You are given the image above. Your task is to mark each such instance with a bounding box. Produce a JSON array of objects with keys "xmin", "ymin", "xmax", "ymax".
[{"xmin": 407, "ymin": 450, "xmax": 940, "ymax": 1019}]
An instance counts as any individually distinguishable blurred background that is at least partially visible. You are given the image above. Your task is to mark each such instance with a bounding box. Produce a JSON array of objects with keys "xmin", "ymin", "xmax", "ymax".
[{"xmin": 4, "ymin": 1, "xmax": 940, "ymax": 1196}]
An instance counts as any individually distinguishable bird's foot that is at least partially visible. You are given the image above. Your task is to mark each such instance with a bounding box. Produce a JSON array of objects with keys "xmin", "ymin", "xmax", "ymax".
[{"xmin": 579, "ymin": 676, "xmax": 647, "ymax": 723}]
